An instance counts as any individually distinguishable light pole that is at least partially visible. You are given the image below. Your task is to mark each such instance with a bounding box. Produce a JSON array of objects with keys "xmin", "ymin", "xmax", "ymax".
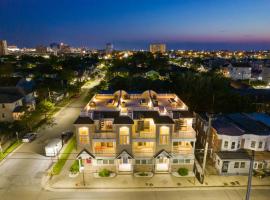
[
  {"xmin": 245, "ymin": 150, "xmax": 254, "ymax": 200},
  {"xmin": 16, "ymin": 132, "xmax": 19, "ymax": 143},
  {"xmin": 202, "ymin": 113, "xmax": 212, "ymax": 182}
]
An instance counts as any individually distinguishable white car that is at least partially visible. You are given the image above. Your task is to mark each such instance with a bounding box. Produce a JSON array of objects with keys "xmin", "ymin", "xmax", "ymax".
[{"xmin": 22, "ymin": 133, "xmax": 37, "ymax": 143}]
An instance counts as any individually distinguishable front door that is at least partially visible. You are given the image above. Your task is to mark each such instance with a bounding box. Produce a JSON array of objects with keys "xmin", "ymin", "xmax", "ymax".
[
  {"xmin": 119, "ymin": 158, "xmax": 132, "ymax": 172},
  {"xmin": 222, "ymin": 161, "xmax": 229, "ymax": 173},
  {"xmin": 156, "ymin": 157, "xmax": 169, "ymax": 172}
]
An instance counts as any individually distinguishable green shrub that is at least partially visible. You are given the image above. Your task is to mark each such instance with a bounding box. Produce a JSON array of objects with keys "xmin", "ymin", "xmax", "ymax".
[
  {"xmin": 177, "ymin": 168, "xmax": 189, "ymax": 176},
  {"xmin": 138, "ymin": 172, "xmax": 148, "ymax": 176},
  {"xmin": 70, "ymin": 160, "xmax": 80, "ymax": 173},
  {"xmin": 98, "ymin": 168, "xmax": 111, "ymax": 177}
]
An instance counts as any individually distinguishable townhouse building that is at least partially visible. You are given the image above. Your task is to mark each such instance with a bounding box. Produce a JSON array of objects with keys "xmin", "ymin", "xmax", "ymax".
[
  {"xmin": 74, "ymin": 90, "xmax": 196, "ymax": 174},
  {"xmin": 195, "ymin": 113, "xmax": 270, "ymax": 175}
]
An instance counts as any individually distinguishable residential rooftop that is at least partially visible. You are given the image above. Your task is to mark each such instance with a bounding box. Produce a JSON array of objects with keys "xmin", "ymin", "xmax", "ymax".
[{"xmin": 82, "ymin": 90, "xmax": 189, "ymax": 118}]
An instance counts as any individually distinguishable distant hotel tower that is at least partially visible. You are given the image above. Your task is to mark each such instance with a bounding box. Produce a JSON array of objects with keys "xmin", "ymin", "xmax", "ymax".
[
  {"xmin": 0, "ymin": 40, "xmax": 8, "ymax": 56},
  {"xmin": 150, "ymin": 43, "xmax": 166, "ymax": 54},
  {"xmin": 106, "ymin": 43, "xmax": 114, "ymax": 54}
]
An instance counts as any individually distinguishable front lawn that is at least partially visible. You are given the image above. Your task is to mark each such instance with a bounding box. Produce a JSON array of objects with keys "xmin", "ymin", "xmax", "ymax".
[
  {"xmin": 0, "ymin": 141, "xmax": 22, "ymax": 160},
  {"xmin": 52, "ymin": 137, "xmax": 76, "ymax": 175}
]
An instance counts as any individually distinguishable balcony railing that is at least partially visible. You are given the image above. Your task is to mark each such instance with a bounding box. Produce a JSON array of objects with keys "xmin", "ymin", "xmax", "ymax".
[
  {"xmin": 133, "ymin": 148, "xmax": 155, "ymax": 157},
  {"xmin": 132, "ymin": 132, "xmax": 156, "ymax": 139},
  {"xmin": 93, "ymin": 132, "xmax": 116, "ymax": 139},
  {"xmin": 172, "ymin": 130, "xmax": 196, "ymax": 139},
  {"xmin": 172, "ymin": 147, "xmax": 193, "ymax": 155},
  {"xmin": 94, "ymin": 148, "xmax": 116, "ymax": 156}
]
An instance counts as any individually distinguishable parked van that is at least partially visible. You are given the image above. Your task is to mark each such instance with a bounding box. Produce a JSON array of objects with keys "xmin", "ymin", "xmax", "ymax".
[{"xmin": 45, "ymin": 138, "xmax": 62, "ymax": 157}]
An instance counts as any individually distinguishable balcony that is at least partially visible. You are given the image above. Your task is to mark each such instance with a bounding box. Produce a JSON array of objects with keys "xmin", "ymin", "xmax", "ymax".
[
  {"xmin": 172, "ymin": 146, "xmax": 193, "ymax": 155},
  {"xmin": 94, "ymin": 147, "xmax": 116, "ymax": 157},
  {"xmin": 133, "ymin": 148, "xmax": 155, "ymax": 157},
  {"xmin": 172, "ymin": 129, "xmax": 196, "ymax": 139},
  {"xmin": 132, "ymin": 131, "xmax": 156, "ymax": 139},
  {"xmin": 93, "ymin": 132, "xmax": 116, "ymax": 139}
]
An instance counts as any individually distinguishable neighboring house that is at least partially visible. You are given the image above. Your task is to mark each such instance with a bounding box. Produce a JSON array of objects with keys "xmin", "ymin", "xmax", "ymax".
[
  {"xmin": 74, "ymin": 90, "xmax": 196, "ymax": 175},
  {"xmin": 0, "ymin": 88, "xmax": 25, "ymax": 122},
  {"xmin": 195, "ymin": 113, "xmax": 270, "ymax": 175},
  {"xmin": 0, "ymin": 77, "xmax": 36, "ymax": 122},
  {"xmin": 227, "ymin": 63, "xmax": 252, "ymax": 80},
  {"xmin": 261, "ymin": 66, "xmax": 270, "ymax": 84}
]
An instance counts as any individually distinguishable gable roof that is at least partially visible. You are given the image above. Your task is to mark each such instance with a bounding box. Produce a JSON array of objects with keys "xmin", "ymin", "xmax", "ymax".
[
  {"xmin": 113, "ymin": 116, "xmax": 134, "ymax": 124},
  {"xmin": 153, "ymin": 149, "xmax": 171, "ymax": 158},
  {"xmin": 76, "ymin": 149, "xmax": 95, "ymax": 159},
  {"xmin": 74, "ymin": 116, "xmax": 94, "ymax": 124},
  {"xmin": 0, "ymin": 87, "xmax": 25, "ymax": 103},
  {"xmin": 116, "ymin": 150, "xmax": 133, "ymax": 159}
]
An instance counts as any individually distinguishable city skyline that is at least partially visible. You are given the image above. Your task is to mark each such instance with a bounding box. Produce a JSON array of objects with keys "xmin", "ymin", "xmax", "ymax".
[{"xmin": 1, "ymin": 0, "xmax": 270, "ymax": 50}]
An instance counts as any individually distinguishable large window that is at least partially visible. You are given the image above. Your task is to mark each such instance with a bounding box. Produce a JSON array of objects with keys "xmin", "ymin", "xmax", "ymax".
[
  {"xmin": 251, "ymin": 141, "xmax": 256, "ymax": 148},
  {"xmin": 159, "ymin": 126, "xmax": 169, "ymax": 145},
  {"xmin": 79, "ymin": 127, "xmax": 89, "ymax": 145},
  {"xmin": 240, "ymin": 162, "xmax": 245, "ymax": 168},
  {"xmin": 231, "ymin": 142, "xmax": 235, "ymax": 149},
  {"xmin": 224, "ymin": 141, "xmax": 228, "ymax": 148},
  {"xmin": 119, "ymin": 127, "xmax": 130, "ymax": 145},
  {"xmin": 258, "ymin": 141, "xmax": 263, "ymax": 149},
  {"xmin": 234, "ymin": 162, "xmax": 239, "ymax": 168},
  {"xmin": 100, "ymin": 120, "xmax": 113, "ymax": 131},
  {"xmin": 135, "ymin": 159, "xmax": 152, "ymax": 165}
]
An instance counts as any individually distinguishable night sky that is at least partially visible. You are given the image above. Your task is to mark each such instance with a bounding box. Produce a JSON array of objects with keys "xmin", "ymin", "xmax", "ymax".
[{"xmin": 1, "ymin": 0, "xmax": 270, "ymax": 50}]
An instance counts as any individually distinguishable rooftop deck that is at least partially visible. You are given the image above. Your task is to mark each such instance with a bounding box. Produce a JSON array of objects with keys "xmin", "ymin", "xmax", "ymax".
[{"xmin": 85, "ymin": 90, "xmax": 188, "ymax": 113}]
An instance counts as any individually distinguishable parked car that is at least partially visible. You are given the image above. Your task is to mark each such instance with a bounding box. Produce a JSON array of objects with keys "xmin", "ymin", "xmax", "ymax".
[
  {"xmin": 61, "ymin": 130, "xmax": 74, "ymax": 144},
  {"xmin": 22, "ymin": 133, "xmax": 37, "ymax": 143},
  {"xmin": 45, "ymin": 138, "xmax": 62, "ymax": 157}
]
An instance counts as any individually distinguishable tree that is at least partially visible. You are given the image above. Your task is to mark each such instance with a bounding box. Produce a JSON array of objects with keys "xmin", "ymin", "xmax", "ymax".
[{"xmin": 38, "ymin": 100, "xmax": 55, "ymax": 118}]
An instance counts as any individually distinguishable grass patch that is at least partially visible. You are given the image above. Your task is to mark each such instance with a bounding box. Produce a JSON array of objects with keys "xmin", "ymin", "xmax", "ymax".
[
  {"xmin": 52, "ymin": 137, "xmax": 76, "ymax": 175},
  {"xmin": 0, "ymin": 141, "xmax": 22, "ymax": 160},
  {"xmin": 70, "ymin": 160, "xmax": 80, "ymax": 173}
]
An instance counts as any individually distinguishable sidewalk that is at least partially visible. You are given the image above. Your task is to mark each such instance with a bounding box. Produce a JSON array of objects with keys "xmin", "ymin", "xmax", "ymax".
[{"xmin": 44, "ymin": 170, "xmax": 270, "ymax": 190}]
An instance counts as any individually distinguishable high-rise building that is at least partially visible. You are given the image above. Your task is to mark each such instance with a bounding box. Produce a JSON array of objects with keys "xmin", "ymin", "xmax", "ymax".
[
  {"xmin": 0, "ymin": 40, "xmax": 8, "ymax": 56},
  {"xmin": 150, "ymin": 43, "xmax": 166, "ymax": 54},
  {"xmin": 105, "ymin": 43, "xmax": 113, "ymax": 54}
]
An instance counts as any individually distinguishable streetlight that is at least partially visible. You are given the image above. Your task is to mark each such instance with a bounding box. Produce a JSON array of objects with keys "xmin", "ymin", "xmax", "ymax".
[{"xmin": 245, "ymin": 150, "xmax": 254, "ymax": 200}]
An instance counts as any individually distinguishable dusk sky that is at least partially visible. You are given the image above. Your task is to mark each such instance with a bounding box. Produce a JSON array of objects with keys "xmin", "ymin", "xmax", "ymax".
[{"xmin": 1, "ymin": 0, "xmax": 270, "ymax": 50}]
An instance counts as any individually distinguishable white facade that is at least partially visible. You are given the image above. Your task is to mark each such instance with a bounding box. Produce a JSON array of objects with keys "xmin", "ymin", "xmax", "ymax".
[
  {"xmin": 219, "ymin": 134, "xmax": 269, "ymax": 152},
  {"xmin": 228, "ymin": 64, "xmax": 252, "ymax": 80},
  {"xmin": 215, "ymin": 155, "xmax": 250, "ymax": 175}
]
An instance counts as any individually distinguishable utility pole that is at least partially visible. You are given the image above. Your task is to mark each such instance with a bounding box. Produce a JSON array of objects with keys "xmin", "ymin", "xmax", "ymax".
[
  {"xmin": 202, "ymin": 113, "xmax": 212, "ymax": 182},
  {"xmin": 16, "ymin": 132, "xmax": 19, "ymax": 142},
  {"xmin": 245, "ymin": 150, "xmax": 254, "ymax": 200}
]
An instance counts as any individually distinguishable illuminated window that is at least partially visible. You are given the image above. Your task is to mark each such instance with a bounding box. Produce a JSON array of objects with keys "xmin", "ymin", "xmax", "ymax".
[
  {"xmin": 100, "ymin": 120, "xmax": 113, "ymax": 131},
  {"xmin": 159, "ymin": 126, "xmax": 169, "ymax": 145},
  {"xmin": 119, "ymin": 127, "xmax": 129, "ymax": 145},
  {"xmin": 79, "ymin": 127, "xmax": 89, "ymax": 145}
]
